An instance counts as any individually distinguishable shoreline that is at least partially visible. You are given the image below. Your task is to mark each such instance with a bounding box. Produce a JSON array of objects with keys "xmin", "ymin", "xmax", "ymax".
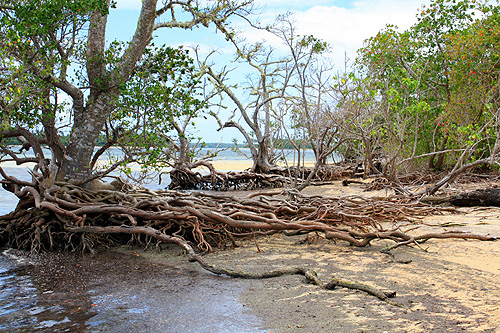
[
  {"xmin": 1, "ymin": 176, "xmax": 499, "ymax": 331},
  {"xmin": 120, "ymin": 218, "xmax": 499, "ymax": 332},
  {"xmin": 115, "ymin": 181, "xmax": 500, "ymax": 332}
]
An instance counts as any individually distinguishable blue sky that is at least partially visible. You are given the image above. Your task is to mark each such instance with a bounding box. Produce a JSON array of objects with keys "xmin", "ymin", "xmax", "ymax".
[{"xmin": 105, "ymin": 0, "xmax": 432, "ymax": 143}]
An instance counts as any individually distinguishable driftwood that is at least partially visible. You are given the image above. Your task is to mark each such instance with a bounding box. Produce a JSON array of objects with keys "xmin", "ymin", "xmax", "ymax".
[{"xmin": 422, "ymin": 188, "xmax": 500, "ymax": 207}]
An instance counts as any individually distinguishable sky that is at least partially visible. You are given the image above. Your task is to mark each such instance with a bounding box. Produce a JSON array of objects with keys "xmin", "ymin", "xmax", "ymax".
[{"xmin": 105, "ymin": 0, "xmax": 432, "ymax": 143}]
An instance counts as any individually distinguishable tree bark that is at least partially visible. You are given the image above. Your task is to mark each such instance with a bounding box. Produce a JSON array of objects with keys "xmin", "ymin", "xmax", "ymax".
[
  {"xmin": 62, "ymin": 93, "xmax": 116, "ymax": 181},
  {"xmin": 449, "ymin": 188, "xmax": 500, "ymax": 207},
  {"xmin": 433, "ymin": 135, "xmax": 449, "ymax": 171},
  {"xmin": 60, "ymin": 0, "xmax": 158, "ymax": 182},
  {"xmin": 252, "ymin": 139, "xmax": 273, "ymax": 173}
]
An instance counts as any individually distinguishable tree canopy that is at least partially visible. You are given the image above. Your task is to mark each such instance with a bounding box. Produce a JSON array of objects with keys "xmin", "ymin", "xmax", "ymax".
[
  {"xmin": 0, "ymin": 0, "xmax": 499, "ymax": 193},
  {"xmin": 354, "ymin": 0, "xmax": 499, "ymax": 182},
  {"xmin": 0, "ymin": 0, "xmax": 253, "ymax": 186}
]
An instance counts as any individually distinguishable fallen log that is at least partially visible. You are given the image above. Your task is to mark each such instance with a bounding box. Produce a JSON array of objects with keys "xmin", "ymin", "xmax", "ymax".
[
  {"xmin": 422, "ymin": 188, "xmax": 500, "ymax": 207},
  {"xmin": 449, "ymin": 188, "xmax": 500, "ymax": 207}
]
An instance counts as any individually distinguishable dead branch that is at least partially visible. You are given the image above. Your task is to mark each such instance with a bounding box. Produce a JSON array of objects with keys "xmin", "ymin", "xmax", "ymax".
[{"xmin": 64, "ymin": 224, "xmax": 405, "ymax": 307}]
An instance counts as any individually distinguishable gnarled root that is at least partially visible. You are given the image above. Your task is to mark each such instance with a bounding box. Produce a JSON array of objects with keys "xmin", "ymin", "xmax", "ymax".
[
  {"xmin": 0, "ymin": 183, "xmax": 496, "ymax": 253},
  {"xmin": 65, "ymin": 224, "xmax": 406, "ymax": 308}
]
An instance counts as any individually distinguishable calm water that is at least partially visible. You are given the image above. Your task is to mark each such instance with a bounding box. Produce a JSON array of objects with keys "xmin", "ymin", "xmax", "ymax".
[
  {"xmin": 0, "ymin": 249, "xmax": 267, "ymax": 332},
  {"xmin": 0, "ymin": 146, "xmax": 302, "ymax": 332}
]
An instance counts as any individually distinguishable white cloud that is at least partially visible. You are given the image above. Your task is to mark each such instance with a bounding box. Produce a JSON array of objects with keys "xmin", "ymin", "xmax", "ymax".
[
  {"xmin": 254, "ymin": 0, "xmax": 341, "ymax": 11},
  {"xmin": 114, "ymin": 0, "xmax": 328, "ymax": 12},
  {"xmin": 236, "ymin": 0, "xmax": 430, "ymax": 66}
]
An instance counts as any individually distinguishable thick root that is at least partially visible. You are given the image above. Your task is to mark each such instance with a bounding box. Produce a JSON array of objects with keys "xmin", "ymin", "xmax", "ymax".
[{"xmin": 0, "ymin": 183, "xmax": 496, "ymax": 253}]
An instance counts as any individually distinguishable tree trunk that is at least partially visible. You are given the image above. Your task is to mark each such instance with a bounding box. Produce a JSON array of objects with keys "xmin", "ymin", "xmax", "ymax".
[
  {"xmin": 60, "ymin": 94, "xmax": 115, "ymax": 181},
  {"xmin": 433, "ymin": 135, "xmax": 449, "ymax": 170},
  {"xmin": 174, "ymin": 132, "xmax": 190, "ymax": 169},
  {"xmin": 362, "ymin": 137, "xmax": 376, "ymax": 178},
  {"xmin": 59, "ymin": 0, "xmax": 157, "ymax": 182},
  {"xmin": 252, "ymin": 139, "xmax": 273, "ymax": 173}
]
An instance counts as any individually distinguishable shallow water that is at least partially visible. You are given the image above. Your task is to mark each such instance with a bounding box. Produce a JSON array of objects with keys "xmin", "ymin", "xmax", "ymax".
[
  {"xmin": 0, "ymin": 147, "xmax": 321, "ymax": 332},
  {"xmin": 0, "ymin": 249, "xmax": 267, "ymax": 332}
]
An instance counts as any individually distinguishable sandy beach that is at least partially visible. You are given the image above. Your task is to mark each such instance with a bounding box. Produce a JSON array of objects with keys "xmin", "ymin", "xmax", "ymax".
[
  {"xmin": 210, "ymin": 160, "xmax": 254, "ymax": 171},
  {"xmin": 121, "ymin": 180, "xmax": 500, "ymax": 332}
]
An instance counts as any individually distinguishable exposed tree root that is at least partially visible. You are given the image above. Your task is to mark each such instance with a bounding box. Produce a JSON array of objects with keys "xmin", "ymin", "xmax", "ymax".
[
  {"xmin": 64, "ymin": 224, "xmax": 406, "ymax": 308},
  {"xmin": 1, "ymin": 182, "xmax": 495, "ymax": 255},
  {"xmin": 168, "ymin": 164, "xmax": 352, "ymax": 191},
  {"xmin": 1, "ymin": 181, "xmax": 497, "ymax": 309},
  {"xmin": 169, "ymin": 167, "xmax": 289, "ymax": 190}
]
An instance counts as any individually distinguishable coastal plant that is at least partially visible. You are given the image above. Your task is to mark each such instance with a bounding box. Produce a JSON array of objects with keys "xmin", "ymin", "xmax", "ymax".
[
  {"xmin": 355, "ymin": 0, "xmax": 500, "ymax": 183},
  {"xmin": 0, "ymin": 3, "xmax": 497, "ymax": 313},
  {"xmin": 4, "ymin": 0, "xmax": 500, "ymax": 327}
]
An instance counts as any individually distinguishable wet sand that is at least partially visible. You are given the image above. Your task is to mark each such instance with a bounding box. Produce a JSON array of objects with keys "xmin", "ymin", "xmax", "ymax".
[
  {"xmin": 0, "ymin": 248, "xmax": 266, "ymax": 332},
  {"xmin": 123, "ymin": 181, "xmax": 500, "ymax": 332}
]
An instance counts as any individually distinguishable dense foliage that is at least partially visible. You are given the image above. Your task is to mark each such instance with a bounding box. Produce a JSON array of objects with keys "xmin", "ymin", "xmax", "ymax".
[
  {"xmin": 103, "ymin": 44, "xmax": 207, "ymax": 175},
  {"xmin": 355, "ymin": 0, "xmax": 500, "ymax": 174},
  {"xmin": 0, "ymin": 0, "xmax": 249, "ymax": 185}
]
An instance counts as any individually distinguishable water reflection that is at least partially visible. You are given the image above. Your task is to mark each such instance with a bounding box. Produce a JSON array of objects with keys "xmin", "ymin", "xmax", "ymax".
[
  {"xmin": 1, "ymin": 250, "xmax": 99, "ymax": 332},
  {"xmin": 0, "ymin": 249, "xmax": 266, "ymax": 332}
]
